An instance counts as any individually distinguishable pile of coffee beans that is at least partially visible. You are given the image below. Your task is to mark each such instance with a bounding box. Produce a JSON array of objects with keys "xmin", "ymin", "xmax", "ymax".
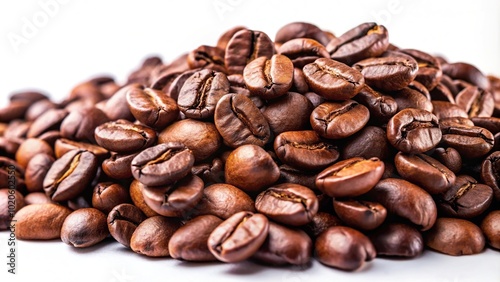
[{"xmin": 1, "ymin": 21, "xmax": 500, "ymax": 271}]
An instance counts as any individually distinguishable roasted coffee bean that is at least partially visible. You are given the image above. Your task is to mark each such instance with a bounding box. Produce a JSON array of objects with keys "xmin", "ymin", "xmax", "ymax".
[
  {"xmin": 274, "ymin": 130, "xmax": 339, "ymax": 171},
  {"xmin": 275, "ymin": 22, "xmax": 330, "ymax": 46},
  {"xmin": 369, "ymin": 223, "xmax": 424, "ymax": 258},
  {"xmin": 255, "ymin": 183, "xmax": 318, "ymax": 226},
  {"xmin": 262, "ymin": 92, "xmax": 314, "ymax": 135},
  {"xmin": 278, "ymin": 165, "xmax": 319, "ymax": 190},
  {"xmin": 192, "ymin": 183, "xmax": 255, "ymax": 219},
  {"xmin": 102, "ymin": 84, "xmax": 136, "ymax": 121},
  {"xmin": 471, "ymin": 117, "xmax": 500, "ymax": 134},
  {"xmin": 23, "ymin": 192, "xmax": 53, "ymax": 205},
  {"xmin": 310, "ymin": 100, "xmax": 370, "ymax": 139},
  {"xmin": 291, "ymin": 67, "xmax": 310, "ymax": 94},
  {"xmin": 333, "ymin": 199, "xmax": 386, "ymax": 230},
  {"xmin": 208, "ymin": 211, "xmax": 269, "ymax": 263},
  {"xmin": 353, "ymin": 51, "xmax": 418, "ymax": 91},
  {"xmin": 61, "ymin": 208, "xmax": 108, "ymax": 248},
  {"xmin": 278, "ymin": 38, "xmax": 329, "ymax": 68},
  {"xmin": 425, "ymin": 217, "xmax": 485, "ymax": 256},
  {"xmin": 225, "ymin": 29, "xmax": 274, "ymax": 75},
  {"xmin": 149, "ymin": 69, "xmax": 183, "ymax": 96},
  {"xmin": 315, "ymin": 226, "xmax": 376, "ymax": 271},
  {"xmin": 54, "ymin": 138, "xmax": 109, "ymax": 160},
  {"xmin": 15, "ymin": 138, "xmax": 53, "ymax": 168},
  {"xmin": 352, "ymin": 85, "xmax": 398, "ymax": 123},
  {"xmin": 216, "ymin": 26, "xmax": 246, "ymax": 49},
  {"xmin": 399, "ymin": 49, "xmax": 442, "ymax": 90},
  {"xmin": 191, "ymin": 158, "xmax": 225, "ymax": 184},
  {"xmin": 431, "ymin": 101, "xmax": 468, "ymax": 120},
  {"xmin": 161, "ymin": 69, "xmax": 200, "ymax": 101},
  {"xmin": 168, "ymin": 215, "xmax": 223, "ymax": 262},
  {"xmin": 455, "ymin": 86, "xmax": 494, "ymax": 118},
  {"xmin": 480, "ymin": 210, "xmax": 500, "ymax": 249},
  {"xmin": 327, "ymin": 22, "xmax": 389, "ymax": 65},
  {"xmin": 131, "ymin": 143, "xmax": 195, "ymax": 186},
  {"xmin": 177, "ymin": 69, "xmax": 229, "ymax": 119},
  {"xmin": 0, "ymin": 188, "xmax": 25, "ymax": 230},
  {"xmin": 13, "ymin": 203, "xmax": 72, "ymax": 240},
  {"xmin": 386, "ymin": 108, "xmax": 441, "ymax": 154},
  {"xmin": 432, "ymin": 147, "xmax": 462, "ymax": 174},
  {"xmin": 440, "ymin": 117, "xmax": 474, "ymax": 127},
  {"xmin": 366, "ymin": 178, "xmax": 437, "ymax": 231},
  {"xmin": 304, "ymin": 212, "xmax": 343, "ymax": 238},
  {"xmin": 430, "ymin": 82, "xmax": 456, "ymax": 103},
  {"xmin": 394, "ymin": 152, "xmax": 456, "ymax": 194},
  {"xmin": 10, "ymin": 90, "xmax": 48, "ymax": 103},
  {"xmin": 159, "ymin": 119, "xmax": 222, "ymax": 161},
  {"xmin": 27, "ymin": 108, "xmax": 68, "ymax": 138},
  {"xmin": 0, "ymin": 100, "xmax": 30, "ymax": 123},
  {"xmin": 214, "ymin": 93, "xmax": 271, "ymax": 148},
  {"xmin": 60, "ymin": 107, "xmax": 109, "ymax": 143},
  {"xmin": 43, "ymin": 150, "xmax": 98, "ymax": 202},
  {"xmin": 187, "ymin": 45, "xmax": 226, "ymax": 72},
  {"xmin": 130, "ymin": 216, "xmax": 182, "ymax": 257},
  {"xmin": 243, "ymin": 54, "xmax": 293, "ymax": 99},
  {"xmin": 316, "ymin": 157, "xmax": 384, "ymax": 198},
  {"xmin": 126, "ymin": 86, "xmax": 179, "ymax": 129},
  {"xmin": 102, "ymin": 152, "xmax": 139, "ymax": 179},
  {"xmin": 0, "ymin": 157, "xmax": 25, "ymax": 188},
  {"xmin": 253, "ymin": 221, "xmax": 312, "ymax": 266},
  {"xmin": 342, "ymin": 126, "xmax": 391, "ymax": 161},
  {"xmin": 25, "ymin": 153, "xmax": 55, "ymax": 193},
  {"xmin": 442, "ymin": 62, "xmax": 490, "ymax": 90},
  {"xmin": 129, "ymin": 180, "xmax": 159, "ymax": 217},
  {"xmin": 304, "ymin": 92, "xmax": 326, "ymax": 108},
  {"xmin": 25, "ymin": 99, "xmax": 58, "ymax": 121},
  {"xmin": 303, "ymin": 58, "xmax": 365, "ymax": 100},
  {"xmin": 438, "ymin": 175, "xmax": 493, "ymax": 219},
  {"xmin": 141, "ymin": 174, "xmax": 204, "ymax": 217},
  {"xmin": 440, "ymin": 122, "xmax": 494, "ymax": 159},
  {"xmin": 225, "ymin": 144, "xmax": 279, "ymax": 193},
  {"xmin": 94, "ymin": 120, "xmax": 156, "ymax": 153},
  {"xmin": 92, "ymin": 182, "xmax": 130, "ymax": 214},
  {"xmin": 481, "ymin": 151, "xmax": 500, "ymax": 202},
  {"xmin": 391, "ymin": 84, "xmax": 433, "ymax": 112},
  {"xmin": 107, "ymin": 203, "xmax": 147, "ymax": 248}
]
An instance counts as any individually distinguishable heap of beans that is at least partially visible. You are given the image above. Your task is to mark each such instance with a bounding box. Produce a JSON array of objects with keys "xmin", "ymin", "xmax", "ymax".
[{"xmin": 1, "ymin": 22, "xmax": 499, "ymax": 271}]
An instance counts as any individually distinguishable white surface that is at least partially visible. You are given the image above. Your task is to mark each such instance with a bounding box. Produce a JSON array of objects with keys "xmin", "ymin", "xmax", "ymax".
[{"xmin": 1, "ymin": 1, "xmax": 499, "ymax": 281}]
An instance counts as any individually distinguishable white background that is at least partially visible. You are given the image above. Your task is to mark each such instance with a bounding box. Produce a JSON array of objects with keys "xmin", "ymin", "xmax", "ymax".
[{"xmin": 1, "ymin": 0, "xmax": 500, "ymax": 281}]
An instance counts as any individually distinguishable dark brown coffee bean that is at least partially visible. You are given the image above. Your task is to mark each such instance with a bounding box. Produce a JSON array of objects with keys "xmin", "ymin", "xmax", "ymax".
[
  {"xmin": 278, "ymin": 165, "xmax": 319, "ymax": 191},
  {"xmin": 353, "ymin": 51, "xmax": 418, "ymax": 91},
  {"xmin": 191, "ymin": 158, "xmax": 225, "ymax": 184},
  {"xmin": 126, "ymin": 86, "xmax": 179, "ymax": 129},
  {"xmin": 333, "ymin": 199, "xmax": 386, "ymax": 231},
  {"xmin": 60, "ymin": 107, "xmax": 109, "ymax": 143},
  {"xmin": 27, "ymin": 108, "xmax": 68, "ymax": 138},
  {"xmin": 107, "ymin": 203, "xmax": 147, "ymax": 248},
  {"xmin": 9, "ymin": 90, "xmax": 48, "ymax": 103},
  {"xmin": 278, "ymin": 38, "xmax": 329, "ymax": 68},
  {"xmin": 255, "ymin": 183, "xmax": 318, "ymax": 226},
  {"xmin": 177, "ymin": 69, "xmax": 230, "ymax": 119},
  {"xmin": 327, "ymin": 22, "xmax": 389, "ymax": 65},
  {"xmin": 0, "ymin": 188, "xmax": 25, "ymax": 230},
  {"xmin": 315, "ymin": 226, "xmax": 376, "ymax": 271},
  {"xmin": 425, "ymin": 217, "xmax": 485, "ymax": 256},
  {"xmin": 43, "ymin": 149, "xmax": 98, "ymax": 202},
  {"xmin": 159, "ymin": 119, "xmax": 222, "ymax": 162},
  {"xmin": 0, "ymin": 100, "xmax": 30, "ymax": 123},
  {"xmin": 253, "ymin": 221, "xmax": 312, "ymax": 265},
  {"xmin": 13, "ymin": 203, "xmax": 72, "ymax": 240},
  {"xmin": 129, "ymin": 180, "xmax": 159, "ymax": 217},
  {"xmin": 168, "ymin": 215, "xmax": 223, "ymax": 262},
  {"xmin": 369, "ymin": 223, "xmax": 424, "ymax": 258},
  {"xmin": 216, "ymin": 26, "xmax": 246, "ymax": 49},
  {"xmin": 352, "ymin": 85, "xmax": 398, "ymax": 123},
  {"xmin": 480, "ymin": 210, "xmax": 500, "ymax": 250},
  {"xmin": 430, "ymin": 82, "xmax": 456, "ymax": 103},
  {"xmin": 431, "ymin": 101, "xmax": 468, "ymax": 120},
  {"xmin": 471, "ymin": 117, "xmax": 500, "ymax": 134},
  {"xmin": 291, "ymin": 67, "xmax": 309, "ymax": 93},
  {"xmin": 391, "ymin": 84, "xmax": 433, "ymax": 112},
  {"xmin": 225, "ymin": 29, "xmax": 275, "ymax": 75},
  {"xmin": 130, "ymin": 216, "xmax": 182, "ymax": 257},
  {"xmin": 304, "ymin": 92, "xmax": 326, "ymax": 108},
  {"xmin": 438, "ymin": 175, "xmax": 493, "ymax": 219},
  {"xmin": 25, "ymin": 99, "xmax": 58, "ymax": 121},
  {"xmin": 440, "ymin": 122, "xmax": 494, "ymax": 159},
  {"xmin": 243, "ymin": 54, "xmax": 293, "ymax": 99},
  {"xmin": 399, "ymin": 49, "xmax": 442, "ymax": 90},
  {"xmin": 316, "ymin": 157, "xmax": 384, "ymax": 198},
  {"xmin": 131, "ymin": 143, "xmax": 195, "ymax": 186},
  {"xmin": 24, "ymin": 192, "xmax": 53, "ymax": 205},
  {"xmin": 310, "ymin": 100, "xmax": 370, "ymax": 140},
  {"xmin": 262, "ymin": 92, "xmax": 314, "ymax": 135},
  {"xmin": 0, "ymin": 157, "xmax": 25, "ymax": 189},
  {"xmin": 92, "ymin": 182, "xmax": 130, "ymax": 214},
  {"xmin": 303, "ymin": 58, "xmax": 365, "ymax": 100},
  {"xmin": 394, "ymin": 152, "xmax": 456, "ymax": 194},
  {"xmin": 25, "ymin": 153, "xmax": 55, "ymax": 193},
  {"xmin": 102, "ymin": 84, "xmax": 136, "ymax": 121},
  {"xmin": 304, "ymin": 212, "xmax": 343, "ymax": 239},
  {"xmin": 481, "ymin": 151, "xmax": 500, "ymax": 202},
  {"xmin": 208, "ymin": 211, "xmax": 269, "ymax": 263},
  {"xmin": 386, "ymin": 108, "xmax": 441, "ymax": 154},
  {"xmin": 101, "ymin": 152, "xmax": 139, "ymax": 179},
  {"xmin": 192, "ymin": 183, "xmax": 255, "ymax": 219},
  {"xmin": 433, "ymin": 147, "xmax": 463, "ymax": 174},
  {"xmin": 187, "ymin": 45, "xmax": 226, "ymax": 72},
  {"xmin": 95, "ymin": 120, "xmax": 156, "ymax": 153},
  {"xmin": 54, "ymin": 138, "xmax": 109, "ymax": 160},
  {"xmin": 275, "ymin": 22, "xmax": 330, "ymax": 46},
  {"xmin": 442, "ymin": 62, "xmax": 490, "ymax": 90},
  {"xmin": 274, "ymin": 130, "xmax": 338, "ymax": 171},
  {"xmin": 60, "ymin": 208, "xmax": 108, "ymax": 248},
  {"xmin": 366, "ymin": 178, "xmax": 437, "ymax": 231},
  {"xmin": 342, "ymin": 126, "xmax": 391, "ymax": 161}
]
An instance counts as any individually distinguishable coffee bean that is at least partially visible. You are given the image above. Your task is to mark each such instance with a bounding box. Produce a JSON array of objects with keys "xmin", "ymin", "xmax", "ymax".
[
  {"xmin": 102, "ymin": 152, "xmax": 139, "ymax": 179},
  {"xmin": 43, "ymin": 149, "xmax": 98, "ymax": 202},
  {"xmin": 225, "ymin": 29, "xmax": 275, "ymax": 75},
  {"xmin": 107, "ymin": 203, "xmax": 147, "ymax": 248},
  {"xmin": 25, "ymin": 99, "xmax": 58, "ymax": 121},
  {"xmin": 168, "ymin": 215, "xmax": 223, "ymax": 262},
  {"xmin": 275, "ymin": 22, "xmax": 330, "ymax": 46},
  {"xmin": 192, "ymin": 183, "xmax": 255, "ymax": 219},
  {"xmin": 352, "ymin": 85, "xmax": 398, "ymax": 123},
  {"xmin": 25, "ymin": 153, "xmax": 55, "ymax": 193},
  {"xmin": 92, "ymin": 182, "xmax": 130, "ymax": 214},
  {"xmin": 15, "ymin": 138, "xmax": 53, "ymax": 168},
  {"xmin": 386, "ymin": 108, "xmax": 442, "ymax": 154},
  {"xmin": 216, "ymin": 26, "xmax": 246, "ymax": 49},
  {"xmin": 131, "ymin": 143, "xmax": 195, "ymax": 186},
  {"xmin": 342, "ymin": 126, "xmax": 392, "ymax": 161},
  {"xmin": 455, "ymin": 85, "xmax": 494, "ymax": 118},
  {"xmin": 126, "ymin": 86, "xmax": 179, "ymax": 129},
  {"xmin": 60, "ymin": 107, "xmax": 109, "ymax": 143},
  {"xmin": 425, "ymin": 217, "xmax": 485, "ymax": 256},
  {"xmin": 391, "ymin": 83, "xmax": 433, "ymax": 112},
  {"xmin": 471, "ymin": 116, "xmax": 500, "ymax": 134},
  {"xmin": 480, "ymin": 210, "xmax": 500, "ymax": 249},
  {"xmin": 0, "ymin": 188, "xmax": 25, "ymax": 230},
  {"xmin": 187, "ymin": 45, "xmax": 226, "ymax": 72},
  {"xmin": 278, "ymin": 165, "xmax": 319, "ymax": 191},
  {"xmin": 291, "ymin": 67, "xmax": 310, "ymax": 94},
  {"xmin": 399, "ymin": 49, "xmax": 442, "ymax": 90},
  {"xmin": 304, "ymin": 212, "xmax": 343, "ymax": 239},
  {"xmin": 333, "ymin": 199, "xmax": 386, "ymax": 231},
  {"xmin": 255, "ymin": 183, "xmax": 318, "ymax": 226},
  {"xmin": 431, "ymin": 100, "xmax": 468, "ymax": 120},
  {"xmin": 208, "ymin": 211, "xmax": 269, "ymax": 263},
  {"xmin": 369, "ymin": 223, "xmax": 424, "ymax": 258},
  {"xmin": 442, "ymin": 62, "xmax": 490, "ymax": 90},
  {"xmin": 95, "ymin": 120, "xmax": 156, "ymax": 153},
  {"xmin": 102, "ymin": 84, "xmax": 136, "ymax": 121},
  {"xmin": 130, "ymin": 216, "xmax": 182, "ymax": 257},
  {"xmin": 129, "ymin": 180, "xmax": 159, "ymax": 217},
  {"xmin": 61, "ymin": 208, "xmax": 109, "ymax": 248},
  {"xmin": 27, "ymin": 108, "xmax": 68, "ymax": 138},
  {"xmin": 316, "ymin": 157, "xmax": 384, "ymax": 198},
  {"xmin": 262, "ymin": 92, "xmax": 314, "ymax": 135},
  {"xmin": 440, "ymin": 122, "xmax": 494, "ymax": 159},
  {"xmin": 191, "ymin": 158, "xmax": 225, "ymax": 184},
  {"xmin": 54, "ymin": 138, "xmax": 109, "ymax": 159},
  {"xmin": 303, "ymin": 58, "xmax": 365, "ymax": 100},
  {"xmin": 432, "ymin": 147, "xmax": 463, "ymax": 174},
  {"xmin": 23, "ymin": 192, "xmax": 53, "ymax": 205},
  {"xmin": 278, "ymin": 38, "xmax": 330, "ymax": 68},
  {"xmin": 315, "ymin": 226, "xmax": 376, "ymax": 271},
  {"xmin": 243, "ymin": 54, "xmax": 293, "ymax": 99},
  {"xmin": 13, "ymin": 203, "xmax": 72, "ymax": 240},
  {"xmin": 481, "ymin": 151, "xmax": 500, "ymax": 202}
]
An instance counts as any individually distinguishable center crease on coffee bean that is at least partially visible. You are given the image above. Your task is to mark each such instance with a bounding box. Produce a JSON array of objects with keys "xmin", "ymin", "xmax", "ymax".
[{"xmin": 229, "ymin": 96, "xmax": 267, "ymax": 140}]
